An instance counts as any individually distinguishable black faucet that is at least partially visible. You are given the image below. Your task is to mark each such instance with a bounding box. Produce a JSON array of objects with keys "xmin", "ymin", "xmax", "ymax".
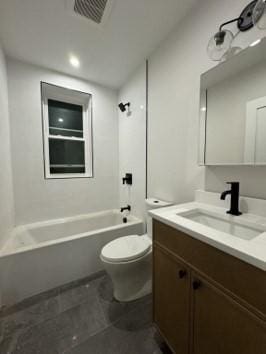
[
  {"xmin": 122, "ymin": 173, "xmax": 132, "ymax": 185},
  {"xmin": 120, "ymin": 205, "xmax": 131, "ymax": 213},
  {"xmin": 220, "ymin": 182, "xmax": 242, "ymax": 216}
]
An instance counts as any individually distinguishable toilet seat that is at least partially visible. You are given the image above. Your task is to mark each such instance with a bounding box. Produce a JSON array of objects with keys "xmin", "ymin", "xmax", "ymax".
[{"xmin": 101, "ymin": 235, "xmax": 151, "ymax": 263}]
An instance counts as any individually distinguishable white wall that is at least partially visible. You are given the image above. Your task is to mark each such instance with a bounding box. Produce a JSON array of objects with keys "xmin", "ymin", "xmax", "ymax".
[
  {"xmin": 118, "ymin": 63, "xmax": 147, "ymax": 221},
  {"xmin": 7, "ymin": 59, "xmax": 119, "ymax": 225},
  {"xmin": 148, "ymin": 0, "xmax": 266, "ymax": 202},
  {"xmin": 5, "ymin": 0, "xmax": 266, "ymax": 230},
  {"xmin": 0, "ymin": 45, "xmax": 14, "ymax": 247}
]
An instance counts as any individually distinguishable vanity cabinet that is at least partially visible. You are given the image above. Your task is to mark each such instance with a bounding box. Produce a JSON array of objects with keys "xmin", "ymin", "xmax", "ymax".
[
  {"xmin": 153, "ymin": 220, "xmax": 266, "ymax": 354},
  {"xmin": 153, "ymin": 246, "xmax": 190, "ymax": 354},
  {"xmin": 191, "ymin": 274, "xmax": 266, "ymax": 354}
]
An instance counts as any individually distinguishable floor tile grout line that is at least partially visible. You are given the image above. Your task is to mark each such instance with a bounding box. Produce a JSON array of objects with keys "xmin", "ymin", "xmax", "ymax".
[
  {"xmin": 39, "ymin": 278, "xmax": 111, "ymax": 353},
  {"xmin": 1, "ymin": 297, "xmax": 152, "ymax": 349},
  {"xmin": 94, "ymin": 287, "xmax": 110, "ymax": 328},
  {"xmin": 62, "ymin": 322, "xmax": 113, "ymax": 354},
  {"xmin": 0, "ymin": 272, "xmax": 106, "ymax": 319},
  {"xmin": 60, "ymin": 280, "xmax": 153, "ymax": 352},
  {"xmin": 1, "ymin": 276, "xmax": 160, "ymax": 354},
  {"xmin": 3, "ymin": 299, "xmax": 111, "ymax": 354},
  {"xmin": 1, "ymin": 277, "xmax": 109, "ymax": 348},
  {"xmin": 2, "ymin": 275, "xmax": 106, "ymax": 322}
]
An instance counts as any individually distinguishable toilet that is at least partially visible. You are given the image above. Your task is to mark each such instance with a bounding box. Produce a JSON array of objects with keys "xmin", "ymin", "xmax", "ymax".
[{"xmin": 100, "ymin": 198, "xmax": 172, "ymax": 302}]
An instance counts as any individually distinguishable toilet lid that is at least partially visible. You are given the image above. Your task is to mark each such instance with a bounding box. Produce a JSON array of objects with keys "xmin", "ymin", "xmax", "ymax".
[{"xmin": 101, "ymin": 235, "xmax": 151, "ymax": 263}]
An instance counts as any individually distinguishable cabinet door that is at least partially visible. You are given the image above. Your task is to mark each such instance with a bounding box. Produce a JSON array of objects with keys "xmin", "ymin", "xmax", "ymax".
[
  {"xmin": 153, "ymin": 245, "xmax": 190, "ymax": 354},
  {"xmin": 192, "ymin": 275, "xmax": 266, "ymax": 354}
]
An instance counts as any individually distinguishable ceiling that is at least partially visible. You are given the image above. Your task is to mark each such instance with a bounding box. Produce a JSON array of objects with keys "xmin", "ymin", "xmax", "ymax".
[{"xmin": 0, "ymin": 0, "xmax": 196, "ymax": 89}]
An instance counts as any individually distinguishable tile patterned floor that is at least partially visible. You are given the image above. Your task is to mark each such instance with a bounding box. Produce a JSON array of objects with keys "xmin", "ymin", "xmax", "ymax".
[{"xmin": 0, "ymin": 272, "xmax": 169, "ymax": 354}]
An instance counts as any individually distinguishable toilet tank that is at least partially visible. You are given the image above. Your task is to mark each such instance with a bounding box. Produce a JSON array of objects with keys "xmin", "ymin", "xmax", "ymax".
[{"xmin": 145, "ymin": 198, "xmax": 173, "ymax": 239}]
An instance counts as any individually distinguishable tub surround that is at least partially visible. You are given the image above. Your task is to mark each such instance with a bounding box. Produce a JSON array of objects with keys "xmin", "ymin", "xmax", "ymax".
[
  {"xmin": 149, "ymin": 190, "xmax": 266, "ymax": 271},
  {"xmin": 118, "ymin": 63, "xmax": 147, "ymax": 222},
  {"xmin": 7, "ymin": 59, "xmax": 119, "ymax": 226}
]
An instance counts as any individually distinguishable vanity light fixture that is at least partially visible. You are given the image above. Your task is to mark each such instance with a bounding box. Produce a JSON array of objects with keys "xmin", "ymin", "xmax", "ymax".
[
  {"xmin": 253, "ymin": 0, "xmax": 266, "ymax": 29},
  {"xmin": 207, "ymin": 0, "xmax": 265, "ymax": 61}
]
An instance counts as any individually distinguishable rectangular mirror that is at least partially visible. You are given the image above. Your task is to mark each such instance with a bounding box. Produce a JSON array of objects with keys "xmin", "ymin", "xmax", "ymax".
[{"xmin": 199, "ymin": 38, "xmax": 266, "ymax": 166}]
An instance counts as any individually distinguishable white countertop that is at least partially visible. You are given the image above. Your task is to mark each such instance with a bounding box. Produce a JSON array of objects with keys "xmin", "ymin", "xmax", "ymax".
[{"xmin": 149, "ymin": 200, "xmax": 266, "ymax": 271}]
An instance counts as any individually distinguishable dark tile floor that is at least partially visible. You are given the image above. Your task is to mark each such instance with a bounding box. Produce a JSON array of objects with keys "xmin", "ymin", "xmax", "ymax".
[{"xmin": 0, "ymin": 272, "xmax": 168, "ymax": 354}]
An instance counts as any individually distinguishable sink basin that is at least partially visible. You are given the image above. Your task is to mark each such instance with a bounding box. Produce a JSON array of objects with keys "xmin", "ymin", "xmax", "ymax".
[{"xmin": 178, "ymin": 209, "xmax": 263, "ymax": 241}]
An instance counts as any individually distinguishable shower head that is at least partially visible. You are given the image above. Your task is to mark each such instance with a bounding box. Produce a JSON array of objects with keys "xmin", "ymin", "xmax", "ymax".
[{"xmin": 118, "ymin": 102, "xmax": 130, "ymax": 112}]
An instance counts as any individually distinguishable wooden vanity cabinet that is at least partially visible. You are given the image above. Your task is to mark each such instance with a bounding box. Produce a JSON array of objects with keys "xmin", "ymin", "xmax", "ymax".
[
  {"xmin": 191, "ymin": 273, "xmax": 266, "ymax": 354},
  {"xmin": 153, "ymin": 246, "xmax": 190, "ymax": 354},
  {"xmin": 153, "ymin": 220, "xmax": 266, "ymax": 354}
]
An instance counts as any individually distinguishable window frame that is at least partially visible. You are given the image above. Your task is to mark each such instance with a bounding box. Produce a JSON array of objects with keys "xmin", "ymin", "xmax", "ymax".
[{"xmin": 41, "ymin": 82, "xmax": 93, "ymax": 179}]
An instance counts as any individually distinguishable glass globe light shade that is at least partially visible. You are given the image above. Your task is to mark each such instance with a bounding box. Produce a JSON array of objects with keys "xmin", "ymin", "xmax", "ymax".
[
  {"xmin": 253, "ymin": 0, "xmax": 266, "ymax": 29},
  {"xmin": 207, "ymin": 29, "xmax": 234, "ymax": 61}
]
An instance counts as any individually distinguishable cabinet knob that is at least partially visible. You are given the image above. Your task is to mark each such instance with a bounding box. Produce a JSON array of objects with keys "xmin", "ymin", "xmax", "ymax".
[
  {"xmin": 192, "ymin": 280, "xmax": 201, "ymax": 290},
  {"xmin": 178, "ymin": 270, "xmax": 187, "ymax": 279}
]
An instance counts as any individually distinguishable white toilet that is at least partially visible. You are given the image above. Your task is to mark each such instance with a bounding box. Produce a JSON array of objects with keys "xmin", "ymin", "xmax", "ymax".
[{"xmin": 100, "ymin": 198, "xmax": 172, "ymax": 302}]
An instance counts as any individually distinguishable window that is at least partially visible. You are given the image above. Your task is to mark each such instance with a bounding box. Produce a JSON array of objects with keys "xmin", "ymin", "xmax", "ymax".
[{"xmin": 41, "ymin": 83, "xmax": 93, "ymax": 179}]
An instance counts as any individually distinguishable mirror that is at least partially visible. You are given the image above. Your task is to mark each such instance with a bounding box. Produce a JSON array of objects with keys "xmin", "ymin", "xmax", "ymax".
[{"xmin": 199, "ymin": 37, "xmax": 266, "ymax": 166}]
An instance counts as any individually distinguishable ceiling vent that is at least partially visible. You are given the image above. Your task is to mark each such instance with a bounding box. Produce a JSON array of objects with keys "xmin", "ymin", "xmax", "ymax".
[{"xmin": 74, "ymin": 0, "xmax": 108, "ymax": 24}]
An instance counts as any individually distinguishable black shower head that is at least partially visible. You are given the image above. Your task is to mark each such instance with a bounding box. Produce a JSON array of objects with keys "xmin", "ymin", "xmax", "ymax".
[{"xmin": 118, "ymin": 102, "xmax": 130, "ymax": 112}]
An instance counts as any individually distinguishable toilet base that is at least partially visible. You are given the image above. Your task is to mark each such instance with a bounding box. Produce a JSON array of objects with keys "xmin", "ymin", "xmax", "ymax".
[
  {"xmin": 101, "ymin": 250, "xmax": 152, "ymax": 302},
  {"xmin": 113, "ymin": 278, "xmax": 152, "ymax": 302}
]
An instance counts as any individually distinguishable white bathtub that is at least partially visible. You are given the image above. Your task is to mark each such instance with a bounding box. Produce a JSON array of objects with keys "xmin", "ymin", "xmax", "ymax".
[{"xmin": 0, "ymin": 210, "xmax": 143, "ymax": 307}]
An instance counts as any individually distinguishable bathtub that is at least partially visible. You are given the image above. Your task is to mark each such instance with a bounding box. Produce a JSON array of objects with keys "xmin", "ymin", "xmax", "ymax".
[{"xmin": 0, "ymin": 210, "xmax": 143, "ymax": 307}]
